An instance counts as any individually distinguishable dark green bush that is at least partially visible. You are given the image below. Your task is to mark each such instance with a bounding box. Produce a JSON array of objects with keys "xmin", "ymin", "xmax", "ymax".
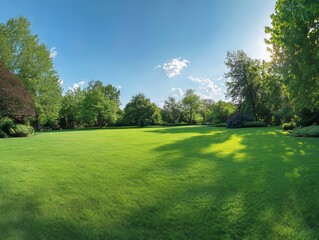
[
  {"xmin": 0, "ymin": 117, "xmax": 15, "ymax": 134},
  {"xmin": 291, "ymin": 125, "xmax": 319, "ymax": 137},
  {"xmin": 243, "ymin": 121, "xmax": 267, "ymax": 127},
  {"xmin": 282, "ymin": 122, "xmax": 296, "ymax": 131},
  {"xmin": 0, "ymin": 129, "xmax": 8, "ymax": 138},
  {"xmin": 9, "ymin": 124, "xmax": 34, "ymax": 137}
]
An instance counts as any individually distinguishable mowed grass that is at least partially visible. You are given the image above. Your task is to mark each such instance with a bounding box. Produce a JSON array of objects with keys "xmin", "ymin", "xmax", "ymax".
[{"xmin": 0, "ymin": 126, "xmax": 319, "ymax": 239}]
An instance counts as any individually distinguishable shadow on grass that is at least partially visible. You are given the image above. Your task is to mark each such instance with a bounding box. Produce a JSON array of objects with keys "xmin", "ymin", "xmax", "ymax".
[
  {"xmin": 122, "ymin": 127, "xmax": 319, "ymax": 239},
  {"xmin": 145, "ymin": 125, "xmax": 218, "ymax": 135},
  {"xmin": 0, "ymin": 192, "xmax": 106, "ymax": 240}
]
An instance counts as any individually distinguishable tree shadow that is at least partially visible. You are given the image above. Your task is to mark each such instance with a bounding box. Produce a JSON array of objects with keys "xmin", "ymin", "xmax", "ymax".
[
  {"xmin": 145, "ymin": 125, "xmax": 220, "ymax": 135},
  {"xmin": 0, "ymin": 188, "xmax": 113, "ymax": 240},
  {"xmin": 121, "ymin": 127, "xmax": 319, "ymax": 239}
]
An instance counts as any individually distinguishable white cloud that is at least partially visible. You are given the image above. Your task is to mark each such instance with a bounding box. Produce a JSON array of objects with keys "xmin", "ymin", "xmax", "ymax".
[
  {"xmin": 187, "ymin": 75, "xmax": 225, "ymax": 100},
  {"xmin": 58, "ymin": 79, "xmax": 64, "ymax": 85},
  {"xmin": 169, "ymin": 87, "xmax": 184, "ymax": 99},
  {"xmin": 49, "ymin": 47, "xmax": 58, "ymax": 59},
  {"xmin": 162, "ymin": 57, "xmax": 190, "ymax": 78},
  {"xmin": 117, "ymin": 85, "xmax": 122, "ymax": 89},
  {"xmin": 68, "ymin": 80, "xmax": 85, "ymax": 92},
  {"xmin": 154, "ymin": 65, "xmax": 162, "ymax": 69}
]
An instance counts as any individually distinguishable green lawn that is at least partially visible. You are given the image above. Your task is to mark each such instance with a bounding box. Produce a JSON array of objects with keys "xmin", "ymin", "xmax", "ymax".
[{"xmin": 0, "ymin": 126, "xmax": 318, "ymax": 239}]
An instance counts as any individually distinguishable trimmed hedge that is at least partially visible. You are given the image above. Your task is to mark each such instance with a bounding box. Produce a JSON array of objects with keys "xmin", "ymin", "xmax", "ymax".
[
  {"xmin": 243, "ymin": 121, "xmax": 267, "ymax": 127},
  {"xmin": 282, "ymin": 122, "xmax": 296, "ymax": 131},
  {"xmin": 292, "ymin": 125, "xmax": 319, "ymax": 137}
]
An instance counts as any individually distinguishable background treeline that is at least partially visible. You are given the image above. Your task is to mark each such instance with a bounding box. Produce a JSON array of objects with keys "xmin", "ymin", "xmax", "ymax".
[
  {"xmin": 0, "ymin": 0, "xmax": 318, "ymax": 135},
  {"xmin": 59, "ymin": 86, "xmax": 236, "ymax": 128}
]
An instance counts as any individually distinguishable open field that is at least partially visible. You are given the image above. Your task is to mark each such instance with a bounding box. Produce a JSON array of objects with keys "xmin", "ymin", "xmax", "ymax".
[{"xmin": 0, "ymin": 126, "xmax": 319, "ymax": 239}]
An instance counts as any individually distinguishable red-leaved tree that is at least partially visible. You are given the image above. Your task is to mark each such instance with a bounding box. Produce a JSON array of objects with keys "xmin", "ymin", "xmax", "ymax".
[{"xmin": 0, "ymin": 62, "xmax": 35, "ymax": 122}]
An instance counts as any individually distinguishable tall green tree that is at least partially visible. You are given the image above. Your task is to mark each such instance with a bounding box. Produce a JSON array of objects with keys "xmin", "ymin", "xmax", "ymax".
[
  {"xmin": 60, "ymin": 88, "xmax": 84, "ymax": 128},
  {"xmin": 182, "ymin": 89, "xmax": 201, "ymax": 124},
  {"xmin": 265, "ymin": 0, "xmax": 319, "ymax": 118},
  {"xmin": 161, "ymin": 97, "xmax": 182, "ymax": 124},
  {"xmin": 199, "ymin": 99, "xmax": 215, "ymax": 124},
  {"xmin": 105, "ymin": 84, "xmax": 121, "ymax": 106},
  {"xmin": 209, "ymin": 101, "xmax": 236, "ymax": 124},
  {"xmin": 225, "ymin": 50, "xmax": 261, "ymax": 120},
  {"xmin": 123, "ymin": 94, "xmax": 162, "ymax": 126},
  {"xmin": 82, "ymin": 81, "xmax": 119, "ymax": 128},
  {"xmin": 0, "ymin": 17, "xmax": 62, "ymax": 126}
]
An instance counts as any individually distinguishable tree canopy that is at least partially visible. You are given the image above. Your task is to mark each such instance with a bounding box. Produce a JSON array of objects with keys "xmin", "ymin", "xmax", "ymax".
[
  {"xmin": 266, "ymin": 0, "xmax": 319, "ymax": 112},
  {"xmin": 182, "ymin": 89, "xmax": 201, "ymax": 124},
  {"xmin": 81, "ymin": 81, "xmax": 119, "ymax": 128},
  {"xmin": 0, "ymin": 61, "xmax": 35, "ymax": 122},
  {"xmin": 123, "ymin": 94, "xmax": 162, "ymax": 126}
]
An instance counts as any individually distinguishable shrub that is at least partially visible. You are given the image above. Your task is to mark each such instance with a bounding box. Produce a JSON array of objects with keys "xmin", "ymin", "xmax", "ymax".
[
  {"xmin": 291, "ymin": 125, "xmax": 319, "ymax": 137},
  {"xmin": 227, "ymin": 113, "xmax": 254, "ymax": 128},
  {"xmin": 0, "ymin": 117, "xmax": 15, "ymax": 134},
  {"xmin": 0, "ymin": 129, "xmax": 8, "ymax": 138},
  {"xmin": 282, "ymin": 122, "xmax": 296, "ymax": 131},
  {"xmin": 243, "ymin": 121, "xmax": 267, "ymax": 127},
  {"xmin": 9, "ymin": 124, "xmax": 34, "ymax": 137}
]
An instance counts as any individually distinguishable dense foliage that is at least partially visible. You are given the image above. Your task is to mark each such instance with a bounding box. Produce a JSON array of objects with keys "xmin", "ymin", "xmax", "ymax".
[
  {"xmin": 225, "ymin": 51, "xmax": 261, "ymax": 120},
  {"xmin": 81, "ymin": 81, "xmax": 119, "ymax": 128},
  {"xmin": 209, "ymin": 100, "xmax": 236, "ymax": 124},
  {"xmin": 122, "ymin": 94, "xmax": 162, "ymax": 126},
  {"xmin": 161, "ymin": 97, "xmax": 183, "ymax": 124},
  {"xmin": 266, "ymin": 0, "xmax": 319, "ymax": 122},
  {"xmin": 0, "ymin": 117, "xmax": 33, "ymax": 138},
  {"xmin": 0, "ymin": 61, "xmax": 35, "ymax": 122},
  {"xmin": 8, "ymin": 124, "xmax": 34, "ymax": 137}
]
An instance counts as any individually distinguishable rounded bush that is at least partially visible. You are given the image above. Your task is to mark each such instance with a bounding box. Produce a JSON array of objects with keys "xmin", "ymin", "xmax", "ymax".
[
  {"xmin": 0, "ymin": 117, "xmax": 15, "ymax": 135},
  {"xmin": 282, "ymin": 122, "xmax": 296, "ymax": 131},
  {"xmin": 9, "ymin": 124, "xmax": 34, "ymax": 137}
]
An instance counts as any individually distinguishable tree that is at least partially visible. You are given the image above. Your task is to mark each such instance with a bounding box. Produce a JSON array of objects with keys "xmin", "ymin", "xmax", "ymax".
[
  {"xmin": 0, "ymin": 17, "xmax": 62, "ymax": 127},
  {"xmin": 225, "ymin": 50, "xmax": 262, "ymax": 120},
  {"xmin": 265, "ymin": 0, "xmax": 319, "ymax": 120},
  {"xmin": 181, "ymin": 89, "xmax": 201, "ymax": 124},
  {"xmin": 0, "ymin": 61, "xmax": 35, "ymax": 122},
  {"xmin": 123, "ymin": 94, "xmax": 162, "ymax": 126},
  {"xmin": 81, "ymin": 81, "xmax": 119, "ymax": 128},
  {"xmin": 209, "ymin": 101, "xmax": 236, "ymax": 124},
  {"xmin": 199, "ymin": 99, "xmax": 215, "ymax": 124},
  {"xmin": 105, "ymin": 84, "xmax": 121, "ymax": 106},
  {"xmin": 161, "ymin": 97, "xmax": 182, "ymax": 124},
  {"xmin": 59, "ymin": 88, "xmax": 84, "ymax": 128}
]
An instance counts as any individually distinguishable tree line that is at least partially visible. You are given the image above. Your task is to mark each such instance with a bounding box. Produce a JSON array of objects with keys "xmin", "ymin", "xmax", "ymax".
[
  {"xmin": 60, "ymin": 86, "xmax": 236, "ymax": 128},
  {"xmin": 0, "ymin": 0, "xmax": 318, "ymax": 131}
]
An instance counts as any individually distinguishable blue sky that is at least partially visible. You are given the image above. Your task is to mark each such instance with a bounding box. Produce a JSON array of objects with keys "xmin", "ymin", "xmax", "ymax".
[{"xmin": 1, "ymin": 0, "xmax": 276, "ymax": 107}]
